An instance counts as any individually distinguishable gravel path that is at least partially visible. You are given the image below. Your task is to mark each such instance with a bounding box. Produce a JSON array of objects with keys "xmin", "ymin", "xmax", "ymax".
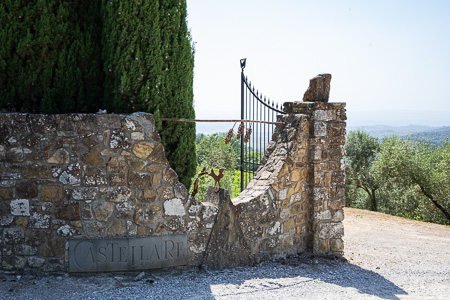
[{"xmin": 1, "ymin": 208, "xmax": 449, "ymax": 299}]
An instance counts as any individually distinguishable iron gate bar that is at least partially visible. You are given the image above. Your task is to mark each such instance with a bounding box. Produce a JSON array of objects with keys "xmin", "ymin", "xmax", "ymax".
[
  {"xmin": 160, "ymin": 118, "xmax": 285, "ymax": 125},
  {"xmin": 241, "ymin": 75, "xmax": 285, "ymax": 114},
  {"xmin": 240, "ymin": 60, "xmax": 245, "ymax": 192},
  {"xmin": 240, "ymin": 58, "xmax": 286, "ymax": 191}
]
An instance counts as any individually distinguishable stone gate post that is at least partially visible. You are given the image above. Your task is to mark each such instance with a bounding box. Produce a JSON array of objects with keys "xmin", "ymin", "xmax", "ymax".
[{"xmin": 283, "ymin": 101, "xmax": 346, "ymax": 257}]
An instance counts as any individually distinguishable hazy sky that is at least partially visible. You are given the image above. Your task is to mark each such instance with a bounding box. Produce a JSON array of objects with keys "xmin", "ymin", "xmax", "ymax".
[{"xmin": 187, "ymin": 0, "xmax": 450, "ymax": 130}]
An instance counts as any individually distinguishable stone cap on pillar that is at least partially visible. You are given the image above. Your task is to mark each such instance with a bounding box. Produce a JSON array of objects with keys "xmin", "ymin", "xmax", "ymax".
[
  {"xmin": 302, "ymin": 74, "xmax": 332, "ymax": 103},
  {"xmin": 283, "ymin": 101, "xmax": 346, "ymax": 114}
]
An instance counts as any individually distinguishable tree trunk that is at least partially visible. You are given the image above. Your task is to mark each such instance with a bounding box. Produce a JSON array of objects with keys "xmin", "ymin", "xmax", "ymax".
[
  {"xmin": 370, "ymin": 189, "xmax": 377, "ymax": 211},
  {"xmin": 418, "ymin": 185, "xmax": 450, "ymax": 224},
  {"xmin": 362, "ymin": 186, "xmax": 377, "ymax": 211}
]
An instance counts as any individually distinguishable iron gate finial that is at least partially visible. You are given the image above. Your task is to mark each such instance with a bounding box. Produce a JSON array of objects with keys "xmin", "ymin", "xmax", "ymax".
[{"xmin": 240, "ymin": 58, "xmax": 247, "ymax": 70}]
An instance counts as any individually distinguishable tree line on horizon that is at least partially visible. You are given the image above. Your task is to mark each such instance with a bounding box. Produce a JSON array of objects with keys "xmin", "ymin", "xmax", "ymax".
[{"xmin": 0, "ymin": 0, "xmax": 196, "ymax": 187}]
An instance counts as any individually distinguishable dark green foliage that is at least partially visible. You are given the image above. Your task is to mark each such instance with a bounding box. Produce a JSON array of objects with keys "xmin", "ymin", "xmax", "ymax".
[
  {"xmin": 373, "ymin": 137, "xmax": 450, "ymax": 224},
  {"xmin": 196, "ymin": 132, "xmax": 240, "ymax": 171},
  {"xmin": 0, "ymin": 1, "xmax": 104, "ymax": 113},
  {"xmin": 193, "ymin": 132, "xmax": 242, "ymax": 201},
  {"xmin": 345, "ymin": 130, "xmax": 450, "ymax": 225},
  {"xmin": 101, "ymin": 0, "xmax": 196, "ymax": 187},
  {"xmin": 1, "ymin": 1, "xmax": 196, "ymax": 187}
]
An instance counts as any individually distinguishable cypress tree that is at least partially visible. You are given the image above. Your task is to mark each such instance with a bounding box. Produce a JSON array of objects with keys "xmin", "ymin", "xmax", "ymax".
[
  {"xmin": 1, "ymin": 1, "xmax": 196, "ymax": 187},
  {"xmin": 102, "ymin": 0, "xmax": 196, "ymax": 188},
  {"xmin": 0, "ymin": 1, "xmax": 103, "ymax": 113}
]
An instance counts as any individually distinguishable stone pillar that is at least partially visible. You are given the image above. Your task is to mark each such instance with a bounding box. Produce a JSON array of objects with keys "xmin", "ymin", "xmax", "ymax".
[{"xmin": 284, "ymin": 101, "xmax": 346, "ymax": 257}]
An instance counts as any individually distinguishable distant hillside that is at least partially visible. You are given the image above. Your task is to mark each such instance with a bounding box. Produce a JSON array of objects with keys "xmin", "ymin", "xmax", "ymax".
[
  {"xmin": 348, "ymin": 125, "xmax": 450, "ymax": 145},
  {"xmin": 408, "ymin": 127, "xmax": 450, "ymax": 145}
]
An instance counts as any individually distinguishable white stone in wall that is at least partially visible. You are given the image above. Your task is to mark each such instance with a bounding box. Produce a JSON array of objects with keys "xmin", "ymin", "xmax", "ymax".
[
  {"xmin": 10, "ymin": 199, "xmax": 30, "ymax": 216},
  {"xmin": 16, "ymin": 147, "xmax": 32, "ymax": 155},
  {"xmin": 187, "ymin": 220, "xmax": 199, "ymax": 231},
  {"xmin": 29, "ymin": 213, "xmax": 51, "ymax": 229},
  {"xmin": 315, "ymin": 210, "xmax": 331, "ymax": 220},
  {"xmin": 1, "ymin": 215, "xmax": 15, "ymax": 226},
  {"xmin": 0, "ymin": 180, "xmax": 14, "ymax": 187},
  {"xmin": 28, "ymin": 257, "xmax": 46, "ymax": 268},
  {"xmin": 314, "ymin": 122, "xmax": 327, "ymax": 137},
  {"xmin": 314, "ymin": 187, "xmax": 328, "ymax": 201},
  {"xmin": 127, "ymin": 220, "xmax": 137, "ymax": 235},
  {"xmin": 52, "ymin": 167, "xmax": 62, "ymax": 178},
  {"xmin": 190, "ymin": 244, "xmax": 205, "ymax": 254},
  {"xmin": 163, "ymin": 198, "xmax": 185, "ymax": 216},
  {"xmin": 58, "ymin": 163, "xmax": 81, "ymax": 185},
  {"xmin": 174, "ymin": 183, "xmax": 188, "ymax": 199},
  {"xmin": 278, "ymin": 189, "xmax": 288, "ymax": 200},
  {"xmin": 202, "ymin": 204, "xmax": 218, "ymax": 220},
  {"xmin": 268, "ymin": 221, "xmax": 282, "ymax": 235},
  {"xmin": 161, "ymin": 188, "xmax": 174, "ymax": 200},
  {"xmin": 332, "ymin": 210, "xmax": 344, "ymax": 221},
  {"xmin": 314, "ymin": 146, "xmax": 322, "ymax": 160},
  {"xmin": 116, "ymin": 202, "xmax": 133, "ymax": 212},
  {"xmin": 188, "ymin": 205, "xmax": 201, "ymax": 215},
  {"xmin": 124, "ymin": 119, "xmax": 137, "ymax": 130},
  {"xmin": 110, "ymin": 132, "xmax": 128, "ymax": 149},
  {"xmin": 57, "ymin": 225, "xmax": 76, "ymax": 237},
  {"xmin": 313, "ymin": 110, "xmax": 327, "ymax": 121},
  {"xmin": 71, "ymin": 188, "xmax": 97, "ymax": 200},
  {"xmin": 313, "ymin": 110, "xmax": 336, "ymax": 121},
  {"xmin": 280, "ymin": 208, "xmax": 290, "ymax": 220},
  {"xmin": 268, "ymin": 238, "xmax": 277, "ymax": 248},
  {"xmin": 260, "ymin": 171, "xmax": 272, "ymax": 180},
  {"xmin": 261, "ymin": 193, "xmax": 270, "ymax": 208},
  {"xmin": 318, "ymin": 223, "xmax": 344, "ymax": 239}
]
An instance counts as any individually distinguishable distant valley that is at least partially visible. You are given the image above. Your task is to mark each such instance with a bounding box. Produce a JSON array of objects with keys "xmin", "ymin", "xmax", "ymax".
[{"xmin": 347, "ymin": 125, "xmax": 450, "ymax": 145}]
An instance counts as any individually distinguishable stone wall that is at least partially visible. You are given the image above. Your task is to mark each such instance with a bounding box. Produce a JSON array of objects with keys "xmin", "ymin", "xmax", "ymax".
[
  {"xmin": 0, "ymin": 102, "xmax": 346, "ymax": 273},
  {"xmin": 0, "ymin": 113, "xmax": 212, "ymax": 272},
  {"xmin": 227, "ymin": 101, "xmax": 346, "ymax": 265}
]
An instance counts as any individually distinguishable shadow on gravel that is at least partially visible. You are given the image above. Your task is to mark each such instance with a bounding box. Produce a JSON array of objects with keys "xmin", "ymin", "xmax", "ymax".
[
  {"xmin": 0, "ymin": 256, "xmax": 408, "ymax": 299},
  {"xmin": 204, "ymin": 255, "xmax": 408, "ymax": 300}
]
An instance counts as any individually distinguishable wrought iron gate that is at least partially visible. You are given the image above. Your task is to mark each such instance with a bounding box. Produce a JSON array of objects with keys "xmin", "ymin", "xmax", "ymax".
[{"xmin": 240, "ymin": 58, "xmax": 285, "ymax": 191}]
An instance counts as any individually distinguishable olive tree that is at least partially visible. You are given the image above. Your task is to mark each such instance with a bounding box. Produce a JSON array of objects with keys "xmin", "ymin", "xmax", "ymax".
[
  {"xmin": 345, "ymin": 130, "xmax": 381, "ymax": 211},
  {"xmin": 373, "ymin": 137, "xmax": 450, "ymax": 224}
]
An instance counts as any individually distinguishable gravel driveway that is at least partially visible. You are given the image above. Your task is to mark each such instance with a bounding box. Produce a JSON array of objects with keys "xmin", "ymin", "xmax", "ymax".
[{"xmin": 1, "ymin": 208, "xmax": 449, "ymax": 299}]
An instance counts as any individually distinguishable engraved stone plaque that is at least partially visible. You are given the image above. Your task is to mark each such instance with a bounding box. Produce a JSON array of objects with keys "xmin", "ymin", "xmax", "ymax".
[{"xmin": 69, "ymin": 233, "xmax": 187, "ymax": 272}]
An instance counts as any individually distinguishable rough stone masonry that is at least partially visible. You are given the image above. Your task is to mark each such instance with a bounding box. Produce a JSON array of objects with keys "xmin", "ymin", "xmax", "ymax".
[{"xmin": 0, "ymin": 100, "xmax": 345, "ymax": 273}]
